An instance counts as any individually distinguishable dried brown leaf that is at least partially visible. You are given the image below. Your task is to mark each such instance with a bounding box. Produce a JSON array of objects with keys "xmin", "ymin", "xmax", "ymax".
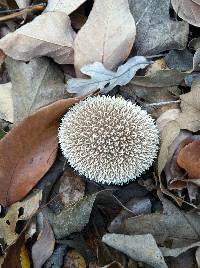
[
  {"xmin": 0, "ymin": 12, "xmax": 76, "ymax": 64},
  {"xmin": 74, "ymin": 0, "xmax": 136, "ymax": 77},
  {"xmin": 177, "ymin": 139, "xmax": 200, "ymax": 180},
  {"xmin": 0, "ymin": 97, "xmax": 79, "ymax": 207}
]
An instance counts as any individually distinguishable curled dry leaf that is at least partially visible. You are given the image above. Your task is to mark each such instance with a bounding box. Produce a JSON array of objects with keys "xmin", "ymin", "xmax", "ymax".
[
  {"xmin": 45, "ymin": 0, "xmax": 87, "ymax": 15},
  {"xmin": 0, "ymin": 12, "xmax": 76, "ymax": 64},
  {"xmin": 32, "ymin": 213, "xmax": 55, "ymax": 268},
  {"xmin": 102, "ymin": 233, "xmax": 167, "ymax": 268},
  {"xmin": 74, "ymin": 0, "xmax": 136, "ymax": 77},
  {"xmin": 67, "ymin": 57, "xmax": 150, "ymax": 96},
  {"xmin": 171, "ymin": 0, "xmax": 200, "ymax": 27},
  {"xmin": 0, "ymin": 97, "xmax": 79, "ymax": 207},
  {"xmin": 177, "ymin": 137, "xmax": 200, "ymax": 181}
]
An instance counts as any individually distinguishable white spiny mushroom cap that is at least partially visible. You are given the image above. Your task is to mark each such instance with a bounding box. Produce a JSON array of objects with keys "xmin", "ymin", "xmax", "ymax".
[{"xmin": 58, "ymin": 96, "xmax": 159, "ymax": 185}]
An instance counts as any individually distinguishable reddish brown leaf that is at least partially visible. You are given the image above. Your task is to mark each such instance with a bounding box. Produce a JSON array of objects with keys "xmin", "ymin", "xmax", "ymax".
[
  {"xmin": 0, "ymin": 97, "xmax": 79, "ymax": 207},
  {"xmin": 177, "ymin": 139, "xmax": 200, "ymax": 179}
]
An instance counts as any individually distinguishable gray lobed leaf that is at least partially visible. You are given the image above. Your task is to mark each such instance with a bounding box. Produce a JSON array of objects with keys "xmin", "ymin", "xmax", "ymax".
[{"xmin": 67, "ymin": 56, "xmax": 150, "ymax": 96}]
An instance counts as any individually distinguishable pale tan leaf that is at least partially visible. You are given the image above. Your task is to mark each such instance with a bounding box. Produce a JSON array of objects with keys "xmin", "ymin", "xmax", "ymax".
[
  {"xmin": 156, "ymin": 109, "xmax": 181, "ymax": 132},
  {"xmin": 74, "ymin": 0, "xmax": 136, "ymax": 77},
  {"xmin": 0, "ymin": 191, "xmax": 42, "ymax": 248},
  {"xmin": 158, "ymin": 121, "xmax": 180, "ymax": 176},
  {"xmin": 45, "ymin": 0, "xmax": 87, "ymax": 15},
  {"xmin": 171, "ymin": 0, "xmax": 200, "ymax": 27},
  {"xmin": 176, "ymin": 78, "xmax": 200, "ymax": 132},
  {"xmin": 0, "ymin": 82, "xmax": 13, "ymax": 122},
  {"xmin": 0, "ymin": 12, "xmax": 76, "ymax": 64}
]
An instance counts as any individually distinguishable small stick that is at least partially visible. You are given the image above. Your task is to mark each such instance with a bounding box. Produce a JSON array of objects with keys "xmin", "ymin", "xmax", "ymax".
[
  {"xmin": 145, "ymin": 100, "xmax": 181, "ymax": 107},
  {"xmin": 0, "ymin": 4, "xmax": 45, "ymax": 22}
]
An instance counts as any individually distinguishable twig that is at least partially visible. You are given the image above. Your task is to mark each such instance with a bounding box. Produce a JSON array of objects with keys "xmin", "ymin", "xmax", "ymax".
[
  {"xmin": 0, "ymin": 4, "xmax": 45, "ymax": 22},
  {"xmin": 145, "ymin": 100, "xmax": 181, "ymax": 107}
]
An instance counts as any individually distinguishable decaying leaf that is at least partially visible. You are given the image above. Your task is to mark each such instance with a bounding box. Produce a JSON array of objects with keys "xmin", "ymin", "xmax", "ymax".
[
  {"xmin": 0, "ymin": 97, "xmax": 79, "ymax": 207},
  {"xmin": 45, "ymin": 0, "xmax": 87, "ymax": 15},
  {"xmin": 63, "ymin": 249, "xmax": 86, "ymax": 268},
  {"xmin": 160, "ymin": 241, "xmax": 200, "ymax": 257},
  {"xmin": 177, "ymin": 137, "xmax": 200, "ymax": 181},
  {"xmin": 158, "ymin": 120, "xmax": 180, "ymax": 177},
  {"xmin": 67, "ymin": 56, "xmax": 150, "ymax": 96},
  {"xmin": 129, "ymin": 0, "xmax": 189, "ymax": 55},
  {"xmin": 74, "ymin": 0, "xmax": 136, "ymax": 77},
  {"xmin": 48, "ymin": 191, "xmax": 105, "ymax": 239},
  {"xmin": 102, "ymin": 233, "xmax": 167, "ymax": 268},
  {"xmin": 0, "ymin": 82, "xmax": 13, "ymax": 122},
  {"xmin": 124, "ymin": 196, "xmax": 200, "ymax": 244},
  {"xmin": 171, "ymin": 0, "xmax": 200, "ymax": 27},
  {"xmin": 20, "ymin": 244, "xmax": 31, "ymax": 268},
  {"xmin": 156, "ymin": 109, "xmax": 181, "ymax": 132},
  {"xmin": 0, "ymin": 190, "xmax": 42, "ymax": 248},
  {"xmin": 32, "ymin": 213, "xmax": 55, "ymax": 268},
  {"xmin": 6, "ymin": 57, "xmax": 67, "ymax": 123},
  {"xmin": 44, "ymin": 244, "xmax": 67, "ymax": 268},
  {"xmin": 49, "ymin": 166, "xmax": 85, "ymax": 213},
  {"xmin": 165, "ymin": 49, "xmax": 193, "ymax": 72},
  {"xmin": 0, "ymin": 12, "xmax": 76, "ymax": 64},
  {"xmin": 176, "ymin": 78, "xmax": 200, "ymax": 132}
]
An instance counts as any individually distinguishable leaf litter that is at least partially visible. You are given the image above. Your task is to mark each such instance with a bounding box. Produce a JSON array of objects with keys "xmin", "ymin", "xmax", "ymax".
[{"xmin": 1, "ymin": 0, "xmax": 200, "ymax": 267}]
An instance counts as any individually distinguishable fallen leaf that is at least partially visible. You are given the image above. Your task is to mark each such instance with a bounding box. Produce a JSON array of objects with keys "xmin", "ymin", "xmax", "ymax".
[
  {"xmin": 165, "ymin": 49, "xmax": 193, "ymax": 72},
  {"xmin": 0, "ymin": 12, "xmax": 76, "ymax": 64},
  {"xmin": 48, "ymin": 191, "xmax": 103, "ymax": 239},
  {"xmin": 158, "ymin": 120, "xmax": 180, "ymax": 177},
  {"xmin": 6, "ymin": 57, "xmax": 67, "ymax": 123},
  {"xmin": 49, "ymin": 166, "xmax": 85, "ymax": 213},
  {"xmin": 108, "ymin": 196, "xmax": 151, "ymax": 233},
  {"xmin": 63, "ymin": 249, "xmax": 86, "ymax": 268},
  {"xmin": 171, "ymin": 0, "xmax": 200, "ymax": 27},
  {"xmin": 177, "ymin": 138, "xmax": 200, "ymax": 180},
  {"xmin": 45, "ymin": 0, "xmax": 87, "ymax": 15},
  {"xmin": 0, "ymin": 82, "xmax": 13, "ymax": 122},
  {"xmin": 102, "ymin": 233, "xmax": 167, "ymax": 268},
  {"xmin": 32, "ymin": 213, "xmax": 55, "ymax": 268},
  {"xmin": 74, "ymin": 0, "xmax": 136, "ymax": 77},
  {"xmin": 129, "ymin": 0, "xmax": 189, "ymax": 55},
  {"xmin": 160, "ymin": 241, "xmax": 200, "ymax": 257},
  {"xmin": 67, "ymin": 57, "xmax": 150, "ymax": 96},
  {"xmin": 124, "ymin": 195, "xmax": 200, "ymax": 244},
  {"xmin": 0, "ymin": 190, "xmax": 42, "ymax": 248},
  {"xmin": 47, "ymin": 190, "xmax": 117, "ymax": 239},
  {"xmin": 2, "ymin": 235, "xmax": 25, "ymax": 268},
  {"xmin": 15, "ymin": 0, "xmax": 30, "ymax": 8},
  {"xmin": 0, "ymin": 97, "xmax": 79, "ymax": 207},
  {"xmin": 44, "ymin": 244, "xmax": 67, "ymax": 268},
  {"xmin": 20, "ymin": 244, "xmax": 31, "ymax": 268},
  {"xmin": 176, "ymin": 78, "xmax": 200, "ymax": 132},
  {"xmin": 156, "ymin": 109, "xmax": 181, "ymax": 132}
]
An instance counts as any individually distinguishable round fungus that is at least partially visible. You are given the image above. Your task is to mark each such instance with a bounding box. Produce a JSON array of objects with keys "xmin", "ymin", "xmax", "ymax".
[{"xmin": 59, "ymin": 96, "xmax": 159, "ymax": 185}]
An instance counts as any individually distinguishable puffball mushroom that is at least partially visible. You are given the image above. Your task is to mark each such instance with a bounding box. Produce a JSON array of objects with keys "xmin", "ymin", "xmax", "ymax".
[{"xmin": 58, "ymin": 96, "xmax": 159, "ymax": 185}]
